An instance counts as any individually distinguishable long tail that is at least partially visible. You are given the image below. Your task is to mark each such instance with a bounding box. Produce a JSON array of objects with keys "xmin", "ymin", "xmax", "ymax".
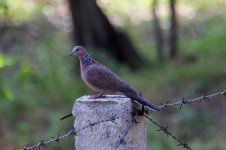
[{"xmin": 123, "ymin": 90, "xmax": 160, "ymax": 111}]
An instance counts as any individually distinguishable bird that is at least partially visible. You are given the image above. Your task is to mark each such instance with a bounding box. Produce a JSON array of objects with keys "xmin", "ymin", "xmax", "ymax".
[{"xmin": 69, "ymin": 46, "xmax": 160, "ymax": 111}]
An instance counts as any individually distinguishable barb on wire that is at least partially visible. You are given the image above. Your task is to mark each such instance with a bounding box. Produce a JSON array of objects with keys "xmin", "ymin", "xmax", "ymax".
[
  {"xmin": 158, "ymin": 90, "xmax": 226, "ymax": 110},
  {"xmin": 74, "ymin": 109, "xmax": 133, "ymax": 133},
  {"xmin": 144, "ymin": 115, "xmax": 192, "ymax": 150},
  {"xmin": 20, "ymin": 129, "xmax": 74, "ymax": 150}
]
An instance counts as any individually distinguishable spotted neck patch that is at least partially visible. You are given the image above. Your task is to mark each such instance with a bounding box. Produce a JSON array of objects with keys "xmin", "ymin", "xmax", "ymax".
[{"xmin": 81, "ymin": 55, "xmax": 94, "ymax": 65}]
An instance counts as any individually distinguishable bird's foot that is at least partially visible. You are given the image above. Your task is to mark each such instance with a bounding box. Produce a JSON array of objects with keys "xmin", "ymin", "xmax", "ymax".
[{"xmin": 91, "ymin": 93, "xmax": 105, "ymax": 99}]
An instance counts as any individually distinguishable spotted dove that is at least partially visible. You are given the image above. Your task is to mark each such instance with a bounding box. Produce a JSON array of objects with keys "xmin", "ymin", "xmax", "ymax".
[{"xmin": 70, "ymin": 46, "xmax": 160, "ymax": 111}]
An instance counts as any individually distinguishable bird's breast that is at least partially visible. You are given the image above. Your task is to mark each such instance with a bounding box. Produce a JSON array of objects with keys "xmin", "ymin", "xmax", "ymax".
[{"xmin": 80, "ymin": 64, "xmax": 103, "ymax": 92}]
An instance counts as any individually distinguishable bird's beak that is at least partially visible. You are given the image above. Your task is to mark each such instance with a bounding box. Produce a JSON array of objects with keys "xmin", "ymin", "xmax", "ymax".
[{"xmin": 69, "ymin": 52, "xmax": 73, "ymax": 56}]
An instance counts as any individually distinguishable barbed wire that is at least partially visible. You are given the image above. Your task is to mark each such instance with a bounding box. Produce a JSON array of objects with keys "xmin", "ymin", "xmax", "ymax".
[
  {"xmin": 144, "ymin": 115, "xmax": 192, "ymax": 150},
  {"xmin": 19, "ymin": 129, "xmax": 74, "ymax": 150},
  {"xmin": 20, "ymin": 109, "xmax": 134, "ymax": 150},
  {"xmin": 19, "ymin": 89, "xmax": 226, "ymax": 150},
  {"xmin": 158, "ymin": 89, "xmax": 226, "ymax": 110},
  {"xmin": 115, "ymin": 115, "xmax": 135, "ymax": 150}
]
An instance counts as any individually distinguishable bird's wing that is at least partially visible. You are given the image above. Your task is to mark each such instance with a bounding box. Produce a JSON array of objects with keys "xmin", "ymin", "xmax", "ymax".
[
  {"xmin": 84, "ymin": 63, "xmax": 160, "ymax": 111},
  {"xmin": 85, "ymin": 64, "xmax": 130, "ymax": 92}
]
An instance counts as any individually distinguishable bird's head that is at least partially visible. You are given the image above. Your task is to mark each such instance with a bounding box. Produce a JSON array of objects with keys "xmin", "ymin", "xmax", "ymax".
[{"xmin": 69, "ymin": 46, "xmax": 88, "ymax": 58}]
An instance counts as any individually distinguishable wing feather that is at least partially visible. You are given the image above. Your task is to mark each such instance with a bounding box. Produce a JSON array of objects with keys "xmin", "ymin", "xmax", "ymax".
[{"xmin": 85, "ymin": 64, "xmax": 130, "ymax": 92}]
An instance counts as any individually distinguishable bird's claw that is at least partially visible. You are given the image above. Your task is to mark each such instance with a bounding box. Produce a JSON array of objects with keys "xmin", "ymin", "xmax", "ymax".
[{"xmin": 90, "ymin": 93, "xmax": 105, "ymax": 99}]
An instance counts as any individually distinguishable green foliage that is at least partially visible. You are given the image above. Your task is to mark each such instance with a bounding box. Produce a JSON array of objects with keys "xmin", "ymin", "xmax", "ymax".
[
  {"xmin": 0, "ymin": 0, "xmax": 8, "ymax": 15},
  {"xmin": 0, "ymin": 18, "xmax": 88, "ymax": 149},
  {"xmin": 100, "ymin": 0, "xmax": 151, "ymax": 19},
  {"xmin": 0, "ymin": 0, "xmax": 46, "ymax": 24}
]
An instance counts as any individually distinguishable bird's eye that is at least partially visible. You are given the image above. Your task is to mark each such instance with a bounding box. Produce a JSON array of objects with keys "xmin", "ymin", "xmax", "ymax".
[{"xmin": 76, "ymin": 48, "xmax": 80, "ymax": 52}]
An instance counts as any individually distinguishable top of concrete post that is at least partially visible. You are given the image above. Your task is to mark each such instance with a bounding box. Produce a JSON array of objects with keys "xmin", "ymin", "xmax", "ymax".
[{"xmin": 72, "ymin": 95, "xmax": 133, "ymax": 115}]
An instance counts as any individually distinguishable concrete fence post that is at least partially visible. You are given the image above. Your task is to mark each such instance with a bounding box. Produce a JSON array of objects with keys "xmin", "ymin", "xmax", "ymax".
[{"xmin": 72, "ymin": 95, "xmax": 147, "ymax": 150}]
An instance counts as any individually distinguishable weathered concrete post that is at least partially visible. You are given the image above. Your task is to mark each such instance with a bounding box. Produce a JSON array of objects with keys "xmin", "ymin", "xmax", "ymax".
[{"xmin": 72, "ymin": 95, "xmax": 147, "ymax": 150}]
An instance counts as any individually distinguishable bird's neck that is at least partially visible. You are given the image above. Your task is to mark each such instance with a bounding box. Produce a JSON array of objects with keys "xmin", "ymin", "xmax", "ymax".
[{"xmin": 80, "ymin": 54, "xmax": 94, "ymax": 66}]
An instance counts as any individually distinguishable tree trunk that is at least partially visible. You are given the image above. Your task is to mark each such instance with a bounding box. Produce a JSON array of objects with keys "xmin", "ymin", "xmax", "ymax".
[
  {"xmin": 169, "ymin": 0, "xmax": 178, "ymax": 59},
  {"xmin": 152, "ymin": 0, "xmax": 164, "ymax": 61},
  {"xmin": 68, "ymin": 0, "xmax": 143, "ymax": 69}
]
